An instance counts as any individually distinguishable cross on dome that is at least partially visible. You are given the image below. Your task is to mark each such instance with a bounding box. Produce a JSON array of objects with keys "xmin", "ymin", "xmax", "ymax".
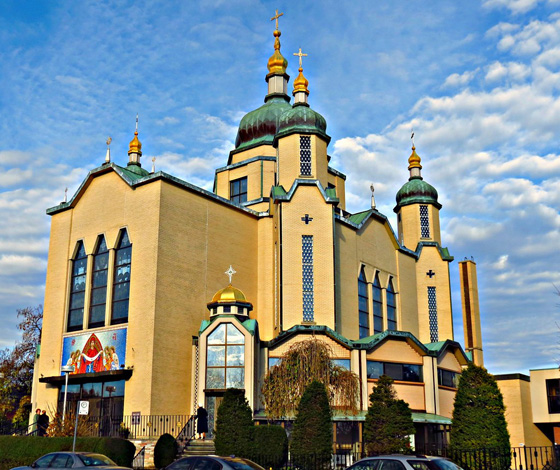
[
  {"xmin": 293, "ymin": 48, "xmax": 308, "ymax": 68},
  {"xmin": 225, "ymin": 265, "xmax": 237, "ymax": 284},
  {"xmin": 271, "ymin": 9, "xmax": 283, "ymax": 30}
]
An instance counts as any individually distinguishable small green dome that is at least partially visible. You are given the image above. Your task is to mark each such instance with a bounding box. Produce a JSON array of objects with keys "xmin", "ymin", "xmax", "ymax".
[
  {"xmin": 275, "ymin": 103, "xmax": 329, "ymax": 141},
  {"xmin": 395, "ymin": 176, "xmax": 440, "ymax": 211},
  {"xmin": 235, "ymin": 95, "xmax": 292, "ymax": 151}
]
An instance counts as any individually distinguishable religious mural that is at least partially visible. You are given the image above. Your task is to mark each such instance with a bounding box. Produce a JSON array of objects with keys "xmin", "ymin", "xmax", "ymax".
[{"xmin": 61, "ymin": 328, "xmax": 127, "ymax": 374}]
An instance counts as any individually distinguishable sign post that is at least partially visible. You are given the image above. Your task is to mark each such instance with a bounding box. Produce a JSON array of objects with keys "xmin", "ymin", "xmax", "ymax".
[{"xmin": 73, "ymin": 401, "xmax": 89, "ymax": 452}]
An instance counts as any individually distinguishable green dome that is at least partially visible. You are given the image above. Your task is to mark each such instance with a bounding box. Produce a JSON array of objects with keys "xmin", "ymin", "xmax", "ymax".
[
  {"xmin": 276, "ymin": 103, "xmax": 329, "ymax": 141},
  {"xmin": 395, "ymin": 176, "xmax": 440, "ymax": 211},
  {"xmin": 235, "ymin": 95, "xmax": 292, "ymax": 151}
]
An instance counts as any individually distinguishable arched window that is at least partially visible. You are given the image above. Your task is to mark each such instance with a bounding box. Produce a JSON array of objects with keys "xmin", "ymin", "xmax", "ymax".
[
  {"xmin": 111, "ymin": 230, "xmax": 131, "ymax": 325},
  {"xmin": 387, "ymin": 278, "xmax": 397, "ymax": 331},
  {"xmin": 358, "ymin": 267, "xmax": 369, "ymax": 338},
  {"xmin": 206, "ymin": 323, "xmax": 245, "ymax": 389},
  {"xmin": 89, "ymin": 236, "xmax": 108, "ymax": 329},
  {"xmin": 372, "ymin": 274, "xmax": 383, "ymax": 334},
  {"xmin": 68, "ymin": 241, "xmax": 87, "ymax": 332}
]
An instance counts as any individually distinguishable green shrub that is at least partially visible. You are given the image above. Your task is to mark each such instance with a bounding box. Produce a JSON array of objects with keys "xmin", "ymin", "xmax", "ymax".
[
  {"xmin": 154, "ymin": 433, "xmax": 178, "ymax": 469},
  {"xmin": 290, "ymin": 381, "xmax": 333, "ymax": 469},
  {"xmin": 251, "ymin": 425, "xmax": 288, "ymax": 468},
  {"xmin": 0, "ymin": 436, "xmax": 135, "ymax": 470},
  {"xmin": 215, "ymin": 388, "xmax": 254, "ymax": 457}
]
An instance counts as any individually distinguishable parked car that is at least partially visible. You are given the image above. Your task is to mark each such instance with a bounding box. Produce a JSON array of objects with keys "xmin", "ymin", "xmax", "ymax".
[
  {"xmin": 427, "ymin": 457, "xmax": 464, "ymax": 470},
  {"xmin": 163, "ymin": 456, "xmax": 265, "ymax": 470},
  {"xmin": 346, "ymin": 455, "xmax": 439, "ymax": 470},
  {"xmin": 10, "ymin": 452, "xmax": 132, "ymax": 470}
]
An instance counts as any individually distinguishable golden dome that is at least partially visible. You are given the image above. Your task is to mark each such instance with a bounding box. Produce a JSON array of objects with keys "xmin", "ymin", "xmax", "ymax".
[
  {"xmin": 408, "ymin": 146, "xmax": 422, "ymax": 170},
  {"xmin": 211, "ymin": 284, "xmax": 250, "ymax": 304},
  {"xmin": 128, "ymin": 130, "xmax": 142, "ymax": 156},
  {"xmin": 293, "ymin": 67, "xmax": 309, "ymax": 95},
  {"xmin": 267, "ymin": 30, "xmax": 288, "ymax": 75}
]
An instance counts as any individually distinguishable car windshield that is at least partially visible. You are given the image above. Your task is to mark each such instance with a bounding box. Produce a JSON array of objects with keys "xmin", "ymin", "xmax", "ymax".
[
  {"xmin": 78, "ymin": 454, "xmax": 117, "ymax": 466},
  {"xmin": 220, "ymin": 457, "xmax": 265, "ymax": 470},
  {"xmin": 406, "ymin": 460, "xmax": 439, "ymax": 470},
  {"xmin": 429, "ymin": 459, "xmax": 463, "ymax": 470}
]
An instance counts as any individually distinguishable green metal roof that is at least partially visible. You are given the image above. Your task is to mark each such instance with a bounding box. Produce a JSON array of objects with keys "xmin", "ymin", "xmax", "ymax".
[
  {"xmin": 348, "ymin": 210, "xmax": 371, "ymax": 225},
  {"xmin": 395, "ymin": 176, "xmax": 441, "ymax": 212},
  {"xmin": 275, "ymin": 103, "xmax": 330, "ymax": 143},
  {"xmin": 198, "ymin": 316, "xmax": 257, "ymax": 336},
  {"xmin": 412, "ymin": 412, "xmax": 452, "ymax": 425}
]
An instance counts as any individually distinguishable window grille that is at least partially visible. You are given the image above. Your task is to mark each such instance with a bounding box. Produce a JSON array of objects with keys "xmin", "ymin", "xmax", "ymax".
[
  {"xmin": 420, "ymin": 205, "xmax": 430, "ymax": 238},
  {"xmin": 428, "ymin": 286, "xmax": 438, "ymax": 342},
  {"xmin": 302, "ymin": 235, "xmax": 314, "ymax": 321},
  {"xmin": 358, "ymin": 267, "xmax": 369, "ymax": 338},
  {"xmin": 300, "ymin": 136, "xmax": 311, "ymax": 176}
]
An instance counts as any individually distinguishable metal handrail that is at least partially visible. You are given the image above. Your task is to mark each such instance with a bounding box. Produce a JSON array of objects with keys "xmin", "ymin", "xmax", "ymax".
[
  {"xmin": 132, "ymin": 446, "xmax": 145, "ymax": 470},
  {"xmin": 175, "ymin": 415, "xmax": 197, "ymax": 456}
]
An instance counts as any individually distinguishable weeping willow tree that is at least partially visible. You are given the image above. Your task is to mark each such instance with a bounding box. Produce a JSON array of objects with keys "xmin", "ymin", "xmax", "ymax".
[{"xmin": 261, "ymin": 338, "xmax": 360, "ymax": 419}]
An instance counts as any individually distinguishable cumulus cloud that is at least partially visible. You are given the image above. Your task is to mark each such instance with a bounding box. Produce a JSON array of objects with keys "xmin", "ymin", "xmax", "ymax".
[{"xmin": 442, "ymin": 70, "xmax": 477, "ymax": 88}]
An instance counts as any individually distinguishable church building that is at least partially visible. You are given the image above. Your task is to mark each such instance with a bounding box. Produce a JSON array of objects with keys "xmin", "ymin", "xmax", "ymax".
[{"xmin": 31, "ymin": 16, "xmax": 484, "ymax": 450}]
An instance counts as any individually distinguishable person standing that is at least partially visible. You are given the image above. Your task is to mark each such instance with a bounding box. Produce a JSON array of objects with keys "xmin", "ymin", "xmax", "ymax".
[
  {"xmin": 38, "ymin": 410, "xmax": 49, "ymax": 436},
  {"xmin": 31, "ymin": 408, "xmax": 41, "ymax": 435},
  {"xmin": 196, "ymin": 404, "xmax": 208, "ymax": 440}
]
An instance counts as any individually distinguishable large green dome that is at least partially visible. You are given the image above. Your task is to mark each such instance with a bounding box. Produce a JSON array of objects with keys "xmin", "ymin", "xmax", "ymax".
[
  {"xmin": 276, "ymin": 103, "xmax": 329, "ymax": 141},
  {"xmin": 234, "ymin": 95, "xmax": 292, "ymax": 151},
  {"xmin": 395, "ymin": 176, "xmax": 441, "ymax": 211}
]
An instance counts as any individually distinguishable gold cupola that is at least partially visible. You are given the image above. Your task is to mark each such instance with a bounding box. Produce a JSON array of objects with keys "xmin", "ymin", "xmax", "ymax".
[
  {"xmin": 408, "ymin": 146, "xmax": 422, "ymax": 172},
  {"xmin": 267, "ymin": 29, "xmax": 288, "ymax": 75},
  {"xmin": 266, "ymin": 10, "xmax": 289, "ymax": 97},
  {"xmin": 128, "ymin": 115, "xmax": 142, "ymax": 167},
  {"xmin": 207, "ymin": 284, "xmax": 253, "ymax": 318},
  {"xmin": 292, "ymin": 48, "xmax": 309, "ymax": 104}
]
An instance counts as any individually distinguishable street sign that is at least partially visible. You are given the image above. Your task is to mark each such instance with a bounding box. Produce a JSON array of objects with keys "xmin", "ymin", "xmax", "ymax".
[
  {"xmin": 78, "ymin": 401, "xmax": 89, "ymax": 415},
  {"xmin": 131, "ymin": 411, "xmax": 141, "ymax": 425}
]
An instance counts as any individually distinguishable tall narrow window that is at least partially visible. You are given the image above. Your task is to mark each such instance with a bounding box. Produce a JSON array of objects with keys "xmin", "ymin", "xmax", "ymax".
[
  {"xmin": 420, "ymin": 205, "xmax": 430, "ymax": 238},
  {"xmin": 68, "ymin": 241, "xmax": 87, "ymax": 332},
  {"xmin": 230, "ymin": 177, "xmax": 248, "ymax": 204},
  {"xmin": 300, "ymin": 135, "xmax": 311, "ymax": 176},
  {"xmin": 89, "ymin": 236, "xmax": 108, "ymax": 329},
  {"xmin": 372, "ymin": 274, "xmax": 383, "ymax": 333},
  {"xmin": 387, "ymin": 278, "xmax": 397, "ymax": 331},
  {"xmin": 302, "ymin": 235, "xmax": 314, "ymax": 322},
  {"xmin": 358, "ymin": 268, "xmax": 369, "ymax": 338},
  {"xmin": 112, "ymin": 230, "xmax": 131, "ymax": 325},
  {"xmin": 206, "ymin": 323, "xmax": 245, "ymax": 389},
  {"xmin": 428, "ymin": 286, "xmax": 438, "ymax": 342}
]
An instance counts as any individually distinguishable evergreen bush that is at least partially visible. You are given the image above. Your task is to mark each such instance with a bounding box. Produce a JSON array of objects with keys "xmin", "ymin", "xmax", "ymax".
[
  {"xmin": 214, "ymin": 388, "xmax": 254, "ymax": 457},
  {"xmin": 0, "ymin": 436, "xmax": 135, "ymax": 470},
  {"xmin": 251, "ymin": 425, "xmax": 288, "ymax": 468},
  {"xmin": 290, "ymin": 380, "xmax": 333, "ymax": 469},
  {"xmin": 450, "ymin": 363, "xmax": 511, "ymax": 470},
  {"xmin": 363, "ymin": 375, "xmax": 415, "ymax": 455},
  {"xmin": 153, "ymin": 433, "xmax": 178, "ymax": 469}
]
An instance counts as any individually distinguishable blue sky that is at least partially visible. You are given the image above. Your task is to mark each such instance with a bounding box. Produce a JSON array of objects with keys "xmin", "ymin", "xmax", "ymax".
[{"xmin": 1, "ymin": 0, "xmax": 559, "ymax": 374}]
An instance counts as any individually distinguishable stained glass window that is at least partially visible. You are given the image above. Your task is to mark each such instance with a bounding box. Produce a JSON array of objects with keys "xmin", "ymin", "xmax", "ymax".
[
  {"xmin": 112, "ymin": 230, "xmax": 131, "ymax": 325},
  {"xmin": 89, "ymin": 236, "xmax": 108, "ymax": 328},
  {"xmin": 68, "ymin": 241, "xmax": 87, "ymax": 332},
  {"xmin": 387, "ymin": 278, "xmax": 397, "ymax": 331},
  {"xmin": 206, "ymin": 323, "xmax": 245, "ymax": 390},
  {"xmin": 372, "ymin": 274, "xmax": 383, "ymax": 334},
  {"xmin": 358, "ymin": 267, "xmax": 369, "ymax": 338}
]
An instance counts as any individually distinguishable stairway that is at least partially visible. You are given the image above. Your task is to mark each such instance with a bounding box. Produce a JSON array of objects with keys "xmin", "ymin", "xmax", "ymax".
[{"xmin": 178, "ymin": 438, "xmax": 216, "ymax": 457}]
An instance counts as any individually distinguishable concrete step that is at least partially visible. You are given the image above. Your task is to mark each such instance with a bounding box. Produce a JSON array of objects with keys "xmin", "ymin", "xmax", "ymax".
[{"xmin": 179, "ymin": 438, "xmax": 216, "ymax": 457}]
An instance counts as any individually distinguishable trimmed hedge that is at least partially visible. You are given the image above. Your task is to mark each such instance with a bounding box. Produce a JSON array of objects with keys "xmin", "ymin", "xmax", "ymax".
[
  {"xmin": 251, "ymin": 425, "xmax": 288, "ymax": 468},
  {"xmin": 0, "ymin": 436, "xmax": 136, "ymax": 470},
  {"xmin": 153, "ymin": 433, "xmax": 178, "ymax": 469}
]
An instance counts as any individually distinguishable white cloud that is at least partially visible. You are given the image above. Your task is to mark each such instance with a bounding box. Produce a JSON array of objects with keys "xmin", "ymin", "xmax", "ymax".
[{"xmin": 442, "ymin": 70, "xmax": 477, "ymax": 88}]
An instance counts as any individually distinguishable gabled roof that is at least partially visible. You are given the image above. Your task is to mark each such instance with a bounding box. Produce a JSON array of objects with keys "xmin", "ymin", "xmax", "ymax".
[
  {"xmin": 424, "ymin": 339, "xmax": 470, "ymax": 364},
  {"xmin": 47, "ymin": 163, "xmax": 266, "ymax": 218},
  {"xmin": 270, "ymin": 179, "xmax": 339, "ymax": 204},
  {"xmin": 415, "ymin": 241, "xmax": 454, "ymax": 262}
]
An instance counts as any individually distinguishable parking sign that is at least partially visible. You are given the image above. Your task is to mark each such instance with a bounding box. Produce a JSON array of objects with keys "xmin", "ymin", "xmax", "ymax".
[{"xmin": 78, "ymin": 401, "xmax": 89, "ymax": 415}]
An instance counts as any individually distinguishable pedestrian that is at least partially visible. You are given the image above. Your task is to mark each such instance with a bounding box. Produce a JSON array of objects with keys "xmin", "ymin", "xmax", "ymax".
[
  {"xmin": 38, "ymin": 410, "xmax": 49, "ymax": 436},
  {"xmin": 31, "ymin": 408, "xmax": 41, "ymax": 435},
  {"xmin": 196, "ymin": 403, "xmax": 208, "ymax": 440}
]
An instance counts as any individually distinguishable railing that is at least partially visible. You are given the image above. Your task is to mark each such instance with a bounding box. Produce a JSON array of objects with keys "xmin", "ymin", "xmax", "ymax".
[
  {"xmin": 0, "ymin": 422, "xmax": 38, "ymax": 436},
  {"xmin": 132, "ymin": 446, "xmax": 145, "ymax": 469},
  {"xmin": 176, "ymin": 415, "xmax": 197, "ymax": 455},
  {"xmin": 79, "ymin": 414, "xmax": 191, "ymax": 439}
]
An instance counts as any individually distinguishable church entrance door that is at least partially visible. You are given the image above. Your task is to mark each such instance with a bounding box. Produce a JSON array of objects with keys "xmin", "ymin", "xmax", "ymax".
[{"xmin": 206, "ymin": 394, "xmax": 223, "ymax": 439}]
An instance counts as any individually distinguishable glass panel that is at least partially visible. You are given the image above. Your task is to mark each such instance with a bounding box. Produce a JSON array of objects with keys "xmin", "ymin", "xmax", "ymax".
[
  {"xmin": 208, "ymin": 324, "xmax": 226, "ymax": 345},
  {"xmin": 373, "ymin": 314, "xmax": 383, "ymax": 333},
  {"xmin": 89, "ymin": 305, "xmax": 105, "ymax": 326},
  {"xmin": 333, "ymin": 359, "xmax": 350, "ymax": 370},
  {"xmin": 207, "ymin": 346, "xmax": 226, "ymax": 367},
  {"xmin": 34, "ymin": 455, "xmax": 56, "ymax": 468},
  {"xmin": 226, "ymin": 367, "xmax": 244, "ymax": 388},
  {"xmin": 112, "ymin": 300, "xmax": 128, "ymax": 321},
  {"xmin": 94, "ymin": 252, "xmax": 109, "ymax": 271},
  {"xmin": 268, "ymin": 357, "xmax": 280, "ymax": 368},
  {"xmin": 240, "ymin": 177, "xmax": 247, "ymax": 193},
  {"xmin": 73, "ymin": 275, "xmax": 87, "ymax": 292},
  {"xmin": 206, "ymin": 368, "xmax": 225, "ymax": 389},
  {"xmin": 96, "ymin": 237, "xmax": 108, "ymax": 253},
  {"xmin": 385, "ymin": 363, "xmax": 403, "ymax": 381},
  {"xmin": 403, "ymin": 364, "xmax": 422, "ymax": 382},
  {"xmin": 103, "ymin": 380, "xmax": 125, "ymax": 397},
  {"xmin": 82, "ymin": 382, "xmax": 103, "ymax": 398},
  {"xmin": 70, "ymin": 291, "xmax": 85, "ymax": 309},
  {"xmin": 68, "ymin": 308, "xmax": 83, "ymax": 328},
  {"xmin": 113, "ymin": 282, "xmax": 130, "ymax": 301},
  {"xmin": 226, "ymin": 345, "xmax": 244, "ymax": 366},
  {"xmin": 226, "ymin": 324, "xmax": 244, "ymax": 344},
  {"xmin": 93, "ymin": 270, "xmax": 108, "ymax": 288},
  {"xmin": 73, "ymin": 258, "xmax": 87, "ymax": 276},
  {"xmin": 118, "ymin": 230, "xmax": 131, "ymax": 247},
  {"xmin": 366, "ymin": 361, "xmax": 383, "ymax": 379},
  {"xmin": 359, "ymin": 296, "xmax": 369, "ymax": 312},
  {"xmin": 91, "ymin": 287, "xmax": 107, "ymax": 305}
]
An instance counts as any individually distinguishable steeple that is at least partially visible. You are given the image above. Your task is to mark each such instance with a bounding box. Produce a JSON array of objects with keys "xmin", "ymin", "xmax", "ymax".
[
  {"xmin": 266, "ymin": 9, "xmax": 289, "ymax": 98},
  {"xmin": 292, "ymin": 48, "xmax": 309, "ymax": 105},
  {"xmin": 128, "ymin": 114, "xmax": 142, "ymax": 167},
  {"xmin": 408, "ymin": 145, "xmax": 422, "ymax": 179}
]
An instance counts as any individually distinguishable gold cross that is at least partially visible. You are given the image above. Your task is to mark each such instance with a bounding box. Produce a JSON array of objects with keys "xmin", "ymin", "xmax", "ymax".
[
  {"xmin": 271, "ymin": 9, "xmax": 283, "ymax": 30},
  {"xmin": 293, "ymin": 48, "xmax": 308, "ymax": 68}
]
